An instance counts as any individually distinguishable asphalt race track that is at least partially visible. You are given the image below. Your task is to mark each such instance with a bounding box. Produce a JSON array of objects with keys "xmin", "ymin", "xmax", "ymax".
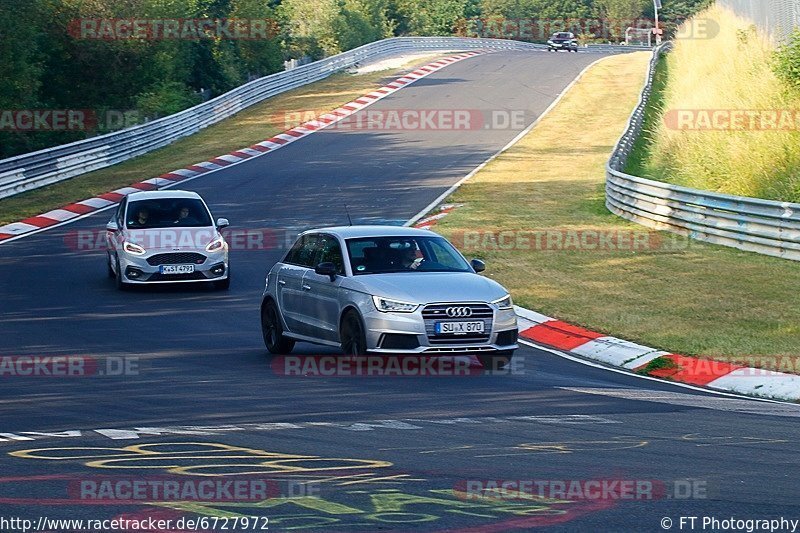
[{"xmin": 1, "ymin": 51, "xmax": 799, "ymax": 532}]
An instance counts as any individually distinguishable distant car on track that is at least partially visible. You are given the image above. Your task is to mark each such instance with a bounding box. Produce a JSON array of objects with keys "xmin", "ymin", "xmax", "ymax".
[
  {"xmin": 548, "ymin": 32, "xmax": 579, "ymax": 52},
  {"xmin": 105, "ymin": 190, "xmax": 230, "ymax": 290},
  {"xmin": 260, "ymin": 226, "xmax": 518, "ymax": 369}
]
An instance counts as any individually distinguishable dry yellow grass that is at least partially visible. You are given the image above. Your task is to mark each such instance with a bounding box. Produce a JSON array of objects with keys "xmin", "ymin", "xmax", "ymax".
[
  {"xmin": 435, "ymin": 52, "xmax": 800, "ymax": 370},
  {"xmin": 639, "ymin": 5, "xmax": 800, "ymax": 201}
]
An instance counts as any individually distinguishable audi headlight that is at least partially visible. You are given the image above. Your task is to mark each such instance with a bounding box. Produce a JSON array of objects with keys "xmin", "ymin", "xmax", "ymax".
[
  {"xmin": 492, "ymin": 294, "xmax": 513, "ymax": 310},
  {"xmin": 206, "ymin": 235, "xmax": 227, "ymax": 253},
  {"xmin": 372, "ymin": 296, "xmax": 419, "ymax": 313},
  {"xmin": 123, "ymin": 241, "xmax": 146, "ymax": 255}
]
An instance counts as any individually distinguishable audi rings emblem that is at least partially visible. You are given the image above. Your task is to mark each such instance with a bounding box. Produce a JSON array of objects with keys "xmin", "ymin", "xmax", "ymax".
[{"xmin": 446, "ymin": 306, "xmax": 472, "ymax": 318}]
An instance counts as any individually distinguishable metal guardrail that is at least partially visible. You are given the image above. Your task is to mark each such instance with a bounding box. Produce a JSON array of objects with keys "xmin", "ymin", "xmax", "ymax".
[
  {"xmin": 585, "ymin": 44, "xmax": 654, "ymax": 53},
  {"xmin": 717, "ymin": 0, "xmax": 799, "ymax": 43},
  {"xmin": 606, "ymin": 43, "xmax": 800, "ymax": 261},
  {"xmin": 0, "ymin": 37, "xmax": 548, "ymax": 200}
]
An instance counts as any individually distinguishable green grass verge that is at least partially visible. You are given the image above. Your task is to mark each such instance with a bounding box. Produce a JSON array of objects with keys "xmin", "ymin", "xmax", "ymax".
[
  {"xmin": 0, "ymin": 54, "xmax": 448, "ymax": 226},
  {"xmin": 623, "ymin": 53, "xmax": 668, "ymax": 177},
  {"xmin": 635, "ymin": 356, "xmax": 679, "ymax": 376},
  {"xmin": 433, "ymin": 52, "xmax": 800, "ymax": 372},
  {"xmin": 625, "ymin": 6, "xmax": 800, "ymax": 201}
]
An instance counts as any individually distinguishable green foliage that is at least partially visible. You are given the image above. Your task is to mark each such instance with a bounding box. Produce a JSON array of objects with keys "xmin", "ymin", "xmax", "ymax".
[
  {"xmin": 0, "ymin": 0, "xmax": 720, "ymax": 159},
  {"xmin": 773, "ymin": 29, "xmax": 800, "ymax": 91},
  {"xmin": 334, "ymin": 0, "xmax": 391, "ymax": 51},
  {"xmin": 480, "ymin": 0, "xmax": 592, "ymax": 19},
  {"xmin": 388, "ymin": 0, "xmax": 471, "ymax": 36},
  {"xmin": 279, "ymin": 0, "xmax": 342, "ymax": 57},
  {"xmin": 135, "ymin": 81, "xmax": 202, "ymax": 117}
]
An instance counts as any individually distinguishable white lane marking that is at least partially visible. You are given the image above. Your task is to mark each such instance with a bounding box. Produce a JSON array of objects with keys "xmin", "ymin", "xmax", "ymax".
[
  {"xmin": 562, "ymin": 387, "xmax": 800, "ymax": 418},
  {"xmin": 405, "ymin": 54, "xmax": 615, "ymax": 227},
  {"xmin": 0, "ymin": 413, "xmax": 619, "ymax": 444}
]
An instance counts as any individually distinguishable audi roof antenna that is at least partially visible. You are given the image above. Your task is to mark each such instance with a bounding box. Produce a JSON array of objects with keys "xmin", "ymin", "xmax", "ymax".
[{"xmin": 344, "ymin": 204, "xmax": 353, "ymax": 226}]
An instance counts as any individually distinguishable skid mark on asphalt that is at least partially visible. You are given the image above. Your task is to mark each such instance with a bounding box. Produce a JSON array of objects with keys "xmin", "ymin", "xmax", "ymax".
[
  {"xmin": 0, "ymin": 414, "xmax": 620, "ymax": 446},
  {"xmin": 379, "ymin": 437, "xmax": 649, "ymax": 457},
  {"xmin": 562, "ymin": 387, "xmax": 800, "ymax": 417},
  {"xmin": 2, "ymin": 440, "xmax": 617, "ymax": 531}
]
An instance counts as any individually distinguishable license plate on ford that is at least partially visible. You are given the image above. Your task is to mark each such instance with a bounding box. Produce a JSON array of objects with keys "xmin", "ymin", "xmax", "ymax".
[
  {"xmin": 160, "ymin": 264, "xmax": 195, "ymax": 274},
  {"xmin": 435, "ymin": 321, "xmax": 484, "ymax": 335}
]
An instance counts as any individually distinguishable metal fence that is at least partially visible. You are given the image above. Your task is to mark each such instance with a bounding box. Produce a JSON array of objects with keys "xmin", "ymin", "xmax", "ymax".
[
  {"xmin": 0, "ymin": 37, "xmax": 548, "ymax": 201},
  {"xmin": 606, "ymin": 43, "xmax": 800, "ymax": 262},
  {"xmin": 717, "ymin": 0, "xmax": 800, "ymax": 42}
]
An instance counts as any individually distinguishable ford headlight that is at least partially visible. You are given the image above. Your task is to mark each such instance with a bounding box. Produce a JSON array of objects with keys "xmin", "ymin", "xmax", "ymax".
[
  {"xmin": 492, "ymin": 294, "xmax": 513, "ymax": 310},
  {"xmin": 372, "ymin": 296, "xmax": 419, "ymax": 313},
  {"xmin": 206, "ymin": 235, "xmax": 227, "ymax": 253},
  {"xmin": 123, "ymin": 241, "xmax": 146, "ymax": 255}
]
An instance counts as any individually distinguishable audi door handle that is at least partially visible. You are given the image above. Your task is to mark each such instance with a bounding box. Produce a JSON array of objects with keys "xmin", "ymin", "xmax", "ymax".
[{"xmin": 302, "ymin": 284, "xmax": 311, "ymax": 290}]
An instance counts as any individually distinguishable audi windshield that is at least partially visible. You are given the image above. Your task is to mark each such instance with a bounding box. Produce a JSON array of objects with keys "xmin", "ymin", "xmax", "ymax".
[{"xmin": 346, "ymin": 236, "xmax": 472, "ymax": 274}]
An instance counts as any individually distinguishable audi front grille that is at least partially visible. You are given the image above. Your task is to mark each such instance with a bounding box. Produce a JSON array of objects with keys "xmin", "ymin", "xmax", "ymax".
[
  {"xmin": 421, "ymin": 304, "xmax": 494, "ymax": 320},
  {"xmin": 421, "ymin": 303, "xmax": 493, "ymax": 345}
]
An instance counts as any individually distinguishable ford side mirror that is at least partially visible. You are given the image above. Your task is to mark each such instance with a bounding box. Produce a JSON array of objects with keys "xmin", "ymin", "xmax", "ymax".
[
  {"xmin": 106, "ymin": 220, "xmax": 119, "ymax": 232},
  {"xmin": 471, "ymin": 259, "xmax": 485, "ymax": 273},
  {"xmin": 216, "ymin": 217, "xmax": 229, "ymax": 230},
  {"xmin": 315, "ymin": 262, "xmax": 338, "ymax": 281}
]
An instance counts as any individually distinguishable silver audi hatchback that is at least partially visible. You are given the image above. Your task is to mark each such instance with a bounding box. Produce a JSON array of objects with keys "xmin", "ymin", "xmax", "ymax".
[{"xmin": 260, "ymin": 226, "xmax": 518, "ymax": 368}]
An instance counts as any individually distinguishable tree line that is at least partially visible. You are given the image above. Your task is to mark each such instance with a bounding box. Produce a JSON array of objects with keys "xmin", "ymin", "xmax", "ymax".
[{"xmin": 0, "ymin": 0, "xmax": 712, "ymax": 159}]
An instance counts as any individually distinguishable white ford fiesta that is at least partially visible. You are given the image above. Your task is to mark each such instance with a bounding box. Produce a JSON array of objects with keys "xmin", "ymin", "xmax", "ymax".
[{"xmin": 105, "ymin": 190, "xmax": 230, "ymax": 290}]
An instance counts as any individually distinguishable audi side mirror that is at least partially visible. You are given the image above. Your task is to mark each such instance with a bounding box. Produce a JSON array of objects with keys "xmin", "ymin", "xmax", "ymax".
[
  {"xmin": 315, "ymin": 262, "xmax": 338, "ymax": 282},
  {"xmin": 471, "ymin": 259, "xmax": 486, "ymax": 273}
]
